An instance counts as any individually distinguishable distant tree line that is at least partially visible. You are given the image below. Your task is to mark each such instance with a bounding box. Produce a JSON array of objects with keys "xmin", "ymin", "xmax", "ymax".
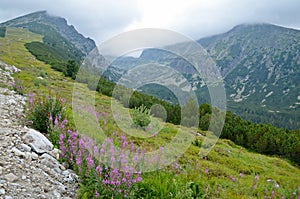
[{"xmin": 0, "ymin": 27, "xmax": 6, "ymax": 37}]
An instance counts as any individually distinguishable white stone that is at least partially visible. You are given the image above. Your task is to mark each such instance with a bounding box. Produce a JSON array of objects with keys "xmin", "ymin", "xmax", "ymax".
[
  {"xmin": 0, "ymin": 188, "xmax": 5, "ymax": 195},
  {"xmin": 52, "ymin": 190, "xmax": 61, "ymax": 199},
  {"xmin": 12, "ymin": 147, "xmax": 25, "ymax": 158},
  {"xmin": 22, "ymin": 129, "xmax": 53, "ymax": 154},
  {"xmin": 31, "ymin": 152, "xmax": 38, "ymax": 160},
  {"xmin": 5, "ymin": 173, "xmax": 18, "ymax": 182},
  {"xmin": 20, "ymin": 143, "xmax": 31, "ymax": 152}
]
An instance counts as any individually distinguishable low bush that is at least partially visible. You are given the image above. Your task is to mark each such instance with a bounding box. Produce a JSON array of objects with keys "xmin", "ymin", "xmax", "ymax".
[
  {"xmin": 26, "ymin": 94, "xmax": 67, "ymax": 133},
  {"xmin": 132, "ymin": 105, "xmax": 151, "ymax": 128}
]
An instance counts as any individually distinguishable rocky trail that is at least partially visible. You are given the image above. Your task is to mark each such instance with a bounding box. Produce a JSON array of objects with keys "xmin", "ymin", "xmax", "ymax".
[{"xmin": 0, "ymin": 62, "xmax": 78, "ymax": 199}]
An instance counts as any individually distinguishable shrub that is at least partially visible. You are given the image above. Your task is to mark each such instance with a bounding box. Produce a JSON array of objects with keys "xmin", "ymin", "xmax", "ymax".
[
  {"xmin": 26, "ymin": 94, "xmax": 67, "ymax": 133},
  {"xmin": 132, "ymin": 105, "xmax": 151, "ymax": 128},
  {"xmin": 39, "ymin": 71, "xmax": 48, "ymax": 78}
]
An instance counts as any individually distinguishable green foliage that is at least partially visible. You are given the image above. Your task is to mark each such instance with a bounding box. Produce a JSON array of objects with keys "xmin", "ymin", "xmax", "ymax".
[
  {"xmin": 93, "ymin": 73, "xmax": 182, "ymax": 125},
  {"xmin": 26, "ymin": 94, "xmax": 67, "ymax": 133},
  {"xmin": 139, "ymin": 83, "xmax": 179, "ymax": 104},
  {"xmin": 21, "ymin": 22, "xmax": 83, "ymax": 62},
  {"xmin": 0, "ymin": 27, "xmax": 6, "ymax": 37},
  {"xmin": 25, "ymin": 41, "xmax": 66, "ymax": 72},
  {"xmin": 181, "ymin": 98, "xmax": 199, "ymax": 127},
  {"xmin": 39, "ymin": 70, "xmax": 48, "ymax": 78},
  {"xmin": 138, "ymin": 171, "xmax": 205, "ymax": 199},
  {"xmin": 221, "ymin": 111, "xmax": 300, "ymax": 165},
  {"xmin": 13, "ymin": 79, "xmax": 25, "ymax": 95},
  {"xmin": 22, "ymin": 22, "xmax": 83, "ymax": 80},
  {"xmin": 64, "ymin": 59, "xmax": 79, "ymax": 79},
  {"xmin": 132, "ymin": 104, "xmax": 151, "ymax": 127},
  {"xmin": 78, "ymin": 184, "xmax": 95, "ymax": 199}
]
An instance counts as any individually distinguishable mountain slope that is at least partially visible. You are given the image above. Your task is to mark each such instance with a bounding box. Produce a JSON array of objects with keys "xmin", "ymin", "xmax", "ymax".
[
  {"xmin": 0, "ymin": 11, "xmax": 100, "ymax": 79},
  {"xmin": 1, "ymin": 11, "xmax": 96, "ymax": 55},
  {"xmin": 198, "ymin": 23, "xmax": 300, "ymax": 129},
  {"xmin": 111, "ymin": 23, "xmax": 300, "ymax": 129}
]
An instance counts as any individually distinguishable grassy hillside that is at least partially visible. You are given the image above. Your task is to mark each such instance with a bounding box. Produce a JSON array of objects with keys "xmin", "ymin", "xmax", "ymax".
[{"xmin": 0, "ymin": 27, "xmax": 299, "ymax": 198}]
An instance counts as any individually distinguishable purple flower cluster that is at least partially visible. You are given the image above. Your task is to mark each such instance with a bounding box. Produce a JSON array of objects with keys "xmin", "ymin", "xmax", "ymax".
[{"xmin": 59, "ymin": 130, "xmax": 144, "ymax": 197}]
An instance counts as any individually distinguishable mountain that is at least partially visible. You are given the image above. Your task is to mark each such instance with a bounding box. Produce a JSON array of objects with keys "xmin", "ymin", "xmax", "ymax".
[
  {"xmin": 110, "ymin": 23, "xmax": 300, "ymax": 129},
  {"xmin": 198, "ymin": 23, "xmax": 300, "ymax": 129},
  {"xmin": 0, "ymin": 11, "xmax": 99, "ymax": 78},
  {"xmin": 0, "ymin": 11, "xmax": 96, "ymax": 55}
]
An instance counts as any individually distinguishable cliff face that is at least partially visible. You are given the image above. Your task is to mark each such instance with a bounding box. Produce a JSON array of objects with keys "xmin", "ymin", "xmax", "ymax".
[{"xmin": 0, "ymin": 61, "xmax": 78, "ymax": 198}]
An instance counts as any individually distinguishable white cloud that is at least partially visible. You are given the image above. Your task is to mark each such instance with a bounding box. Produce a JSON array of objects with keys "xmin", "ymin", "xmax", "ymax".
[{"xmin": 0, "ymin": 0, "xmax": 299, "ymax": 43}]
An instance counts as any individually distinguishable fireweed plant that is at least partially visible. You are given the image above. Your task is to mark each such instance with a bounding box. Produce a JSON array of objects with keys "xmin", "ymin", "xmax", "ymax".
[
  {"xmin": 26, "ymin": 93, "xmax": 67, "ymax": 133},
  {"xmin": 26, "ymin": 95, "xmax": 145, "ymax": 197},
  {"xmin": 59, "ymin": 129, "xmax": 144, "ymax": 198}
]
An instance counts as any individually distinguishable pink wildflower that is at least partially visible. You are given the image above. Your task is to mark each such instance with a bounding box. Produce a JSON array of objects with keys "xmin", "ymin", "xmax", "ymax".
[
  {"xmin": 54, "ymin": 116, "xmax": 59, "ymax": 125},
  {"xmin": 205, "ymin": 168, "xmax": 209, "ymax": 174}
]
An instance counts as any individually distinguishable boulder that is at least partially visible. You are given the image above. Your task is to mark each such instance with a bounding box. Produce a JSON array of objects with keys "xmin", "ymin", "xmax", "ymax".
[{"xmin": 22, "ymin": 129, "xmax": 53, "ymax": 154}]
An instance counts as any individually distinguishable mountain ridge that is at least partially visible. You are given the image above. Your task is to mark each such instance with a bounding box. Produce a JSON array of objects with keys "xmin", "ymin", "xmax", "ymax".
[
  {"xmin": 0, "ymin": 10, "xmax": 96, "ymax": 55},
  {"xmin": 109, "ymin": 23, "xmax": 300, "ymax": 129}
]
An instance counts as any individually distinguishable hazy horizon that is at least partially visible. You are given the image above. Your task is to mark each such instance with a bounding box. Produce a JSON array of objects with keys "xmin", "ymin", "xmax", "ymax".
[{"xmin": 1, "ymin": 0, "xmax": 299, "ymax": 44}]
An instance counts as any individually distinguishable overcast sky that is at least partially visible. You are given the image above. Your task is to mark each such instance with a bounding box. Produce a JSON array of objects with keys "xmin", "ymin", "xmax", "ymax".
[{"xmin": 0, "ymin": 0, "xmax": 299, "ymax": 44}]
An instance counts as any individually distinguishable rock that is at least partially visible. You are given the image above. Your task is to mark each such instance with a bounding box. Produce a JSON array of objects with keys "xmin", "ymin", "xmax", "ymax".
[
  {"xmin": 49, "ymin": 148, "xmax": 60, "ymax": 160},
  {"xmin": 22, "ymin": 129, "xmax": 53, "ymax": 154},
  {"xmin": 54, "ymin": 167, "xmax": 62, "ymax": 174},
  {"xmin": 5, "ymin": 173, "xmax": 18, "ymax": 182},
  {"xmin": 52, "ymin": 190, "xmax": 61, "ymax": 199},
  {"xmin": 24, "ymin": 152, "xmax": 32, "ymax": 160},
  {"xmin": 8, "ymin": 98, "xmax": 16, "ymax": 106},
  {"xmin": 59, "ymin": 164, "xmax": 66, "ymax": 171},
  {"xmin": 63, "ymin": 171, "xmax": 78, "ymax": 183},
  {"xmin": 40, "ymin": 153, "xmax": 59, "ymax": 168},
  {"xmin": 31, "ymin": 152, "xmax": 38, "ymax": 160},
  {"xmin": 0, "ymin": 188, "xmax": 5, "ymax": 195},
  {"xmin": 20, "ymin": 143, "xmax": 31, "ymax": 152},
  {"xmin": 12, "ymin": 147, "xmax": 25, "ymax": 158},
  {"xmin": 62, "ymin": 170, "xmax": 70, "ymax": 176},
  {"xmin": 0, "ymin": 166, "xmax": 3, "ymax": 175}
]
